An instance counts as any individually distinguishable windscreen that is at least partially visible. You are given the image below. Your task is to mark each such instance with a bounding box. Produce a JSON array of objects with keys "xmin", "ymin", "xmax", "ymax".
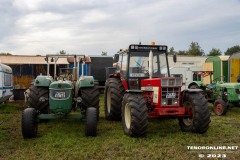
[{"xmin": 129, "ymin": 51, "xmax": 167, "ymax": 78}]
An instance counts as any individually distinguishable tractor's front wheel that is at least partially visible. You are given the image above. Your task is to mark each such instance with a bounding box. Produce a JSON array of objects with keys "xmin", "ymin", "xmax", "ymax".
[
  {"xmin": 179, "ymin": 92, "xmax": 210, "ymax": 133},
  {"xmin": 213, "ymin": 99, "xmax": 228, "ymax": 116},
  {"xmin": 122, "ymin": 93, "xmax": 148, "ymax": 137},
  {"xmin": 85, "ymin": 107, "xmax": 97, "ymax": 137},
  {"xmin": 104, "ymin": 78, "xmax": 125, "ymax": 121},
  {"xmin": 22, "ymin": 108, "xmax": 38, "ymax": 139}
]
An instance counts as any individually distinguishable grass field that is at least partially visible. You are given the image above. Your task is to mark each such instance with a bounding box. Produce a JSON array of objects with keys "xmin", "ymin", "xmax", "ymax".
[{"xmin": 0, "ymin": 94, "xmax": 240, "ymax": 160}]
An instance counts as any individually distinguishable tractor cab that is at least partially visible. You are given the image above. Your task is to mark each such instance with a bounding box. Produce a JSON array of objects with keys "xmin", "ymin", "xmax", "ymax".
[{"xmin": 113, "ymin": 44, "xmax": 170, "ymax": 90}]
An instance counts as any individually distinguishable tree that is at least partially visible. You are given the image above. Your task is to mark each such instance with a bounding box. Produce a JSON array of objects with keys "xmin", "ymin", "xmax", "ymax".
[
  {"xmin": 207, "ymin": 48, "xmax": 222, "ymax": 56},
  {"xmin": 188, "ymin": 42, "xmax": 204, "ymax": 56},
  {"xmin": 224, "ymin": 45, "xmax": 240, "ymax": 55},
  {"xmin": 0, "ymin": 52, "xmax": 11, "ymax": 55},
  {"xmin": 59, "ymin": 50, "xmax": 66, "ymax": 55},
  {"xmin": 168, "ymin": 47, "xmax": 176, "ymax": 55},
  {"xmin": 101, "ymin": 51, "xmax": 107, "ymax": 56},
  {"xmin": 177, "ymin": 50, "xmax": 188, "ymax": 55}
]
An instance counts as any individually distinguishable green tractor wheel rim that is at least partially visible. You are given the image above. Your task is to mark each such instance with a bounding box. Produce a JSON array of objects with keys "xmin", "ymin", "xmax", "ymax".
[
  {"xmin": 215, "ymin": 103, "xmax": 223, "ymax": 114},
  {"xmin": 124, "ymin": 103, "xmax": 131, "ymax": 129},
  {"xmin": 107, "ymin": 88, "xmax": 111, "ymax": 113}
]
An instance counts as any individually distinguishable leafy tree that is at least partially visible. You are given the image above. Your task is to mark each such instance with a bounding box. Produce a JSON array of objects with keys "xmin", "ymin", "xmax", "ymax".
[
  {"xmin": 188, "ymin": 42, "xmax": 204, "ymax": 56},
  {"xmin": 0, "ymin": 52, "xmax": 11, "ymax": 55},
  {"xmin": 59, "ymin": 50, "xmax": 66, "ymax": 54},
  {"xmin": 224, "ymin": 45, "xmax": 240, "ymax": 55},
  {"xmin": 101, "ymin": 51, "xmax": 107, "ymax": 56},
  {"xmin": 168, "ymin": 47, "xmax": 176, "ymax": 55},
  {"xmin": 207, "ymin": 48, "xmax": 222, "ymax": 56},
  {"xmin": 177, "ymin": 50, "xmax": 188, "ymax": 55}
]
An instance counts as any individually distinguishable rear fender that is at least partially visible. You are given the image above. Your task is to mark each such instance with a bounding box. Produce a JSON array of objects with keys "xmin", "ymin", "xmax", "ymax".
[
  {"xmin": 34, "ymin": 75, "xmax": 53, "ymax": 87},
  {"xmin": 78, "ymin": 76, "xmax": 95, "ymax": 89},
  {"xmin": 188, "ymin": 81, "xmax": 204, "ymax": 89}
]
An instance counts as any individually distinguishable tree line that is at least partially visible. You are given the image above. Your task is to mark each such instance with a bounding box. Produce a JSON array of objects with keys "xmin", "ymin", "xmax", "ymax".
[
  {"xmin": 1, "ymin": 43, "xmax": 240, "ymax": 56},
  {"xmin": 169, "ymin": 42, "xmax": 240, "ymax": 56}
]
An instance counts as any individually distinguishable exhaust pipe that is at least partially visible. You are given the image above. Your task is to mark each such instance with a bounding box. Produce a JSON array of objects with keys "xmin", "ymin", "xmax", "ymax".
[{"xmin": 149, "ymin": 50, "xmax": 153, "ymax": 79}]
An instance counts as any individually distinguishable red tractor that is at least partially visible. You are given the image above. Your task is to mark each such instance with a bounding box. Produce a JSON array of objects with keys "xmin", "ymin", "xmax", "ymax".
[{"xmin": 104, "ymin": 43, "xmax": 211, "ymax": 137}]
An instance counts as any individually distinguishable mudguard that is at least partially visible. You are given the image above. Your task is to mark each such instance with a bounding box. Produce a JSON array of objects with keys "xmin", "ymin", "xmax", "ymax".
[
  {"xmin": 34, "ymin": 75, "xmax": 53, "ymax": 87},
  {"xmin": 77, "ymin": 76, "xmax": 95, "ymax": 88},
  {"xmin": 188, "ymin": 81, "xmax": 205, "ymax": 89}
]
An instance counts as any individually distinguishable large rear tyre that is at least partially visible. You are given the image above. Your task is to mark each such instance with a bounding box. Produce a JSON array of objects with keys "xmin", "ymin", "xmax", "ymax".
[
  {"xmin": 122, "ymin": 93, "xmax": 148, "ymax": 137},
  {"xmin": 213, "ymin": 98, "xmax": 228, "ymax": 116},
  {"xmin": 81, "ymin": 84, "xmax": 100, "ymax": 119},
  {"xmin": 104, "ymin": 78, "xmax": 124, "ymax": 121},
  {"xmin": 85, "ymin": 107, "xmax": 97, "ymax": 137},
  {"xmin": 28, "ymin": 84, "xmax": 49, "ymax": 113},
  {"xmin": 179, "ymin": 92, "xmax": 210, "ymax": 133},
  {"xmin": 22, "ymin": 108, "xmax": 38, "ymax": 139}
]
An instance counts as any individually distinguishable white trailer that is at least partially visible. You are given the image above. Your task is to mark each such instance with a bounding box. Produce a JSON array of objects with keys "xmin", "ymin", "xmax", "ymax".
[
  {"xmin": 167, "ymin": 67, "xmax": 203, "ymax": 90},
  {"xmin": 0, "ymin": 64, "xmax": 13, "ymax": 103}
]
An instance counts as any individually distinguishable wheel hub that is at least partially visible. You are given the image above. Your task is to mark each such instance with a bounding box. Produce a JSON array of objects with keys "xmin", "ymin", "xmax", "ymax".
[
  {"xmin": 215, "ymin": 104, "xmax": 223, "ymax": 114},
  {"xmin": 107, "ymin": 88, "xmax": 111, "ymax": 113},
  {"xmin": 124, "ymin": 103, "xmax": 131, "ymax": 129}
]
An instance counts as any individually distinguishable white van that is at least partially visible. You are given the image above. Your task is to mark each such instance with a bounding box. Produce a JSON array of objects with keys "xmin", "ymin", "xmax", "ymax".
[
  {"xmin": 165, "ymin": 67, "xmax": 203, "ymax": 90},
  {"xmin": 0, "ymin": 64, "xmax": 13, "ymax": 103}
]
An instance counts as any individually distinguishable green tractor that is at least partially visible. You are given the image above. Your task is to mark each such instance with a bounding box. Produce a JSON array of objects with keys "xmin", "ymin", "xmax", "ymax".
[
  {"xmin": 22, "ymin": 54, "xmax": 99, "ymax": 138},
  {"xmin": 188, "ymin": 71, "xmax": 240, "ymax": 116}
]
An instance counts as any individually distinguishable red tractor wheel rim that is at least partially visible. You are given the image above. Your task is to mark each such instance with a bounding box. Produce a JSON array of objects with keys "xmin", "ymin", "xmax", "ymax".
[{"xmin": 216, "ymin": 104, "xmax": 223, "ymax": 113}]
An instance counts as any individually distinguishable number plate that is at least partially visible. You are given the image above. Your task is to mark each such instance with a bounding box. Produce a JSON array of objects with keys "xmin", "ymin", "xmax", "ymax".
[
  {"xmin": 166, "ymin": 93, "xmax": 176, "ymax": 98},
  {"xmin": 54, "ymin": 92, "xmax": 66, "ymax": 98}
]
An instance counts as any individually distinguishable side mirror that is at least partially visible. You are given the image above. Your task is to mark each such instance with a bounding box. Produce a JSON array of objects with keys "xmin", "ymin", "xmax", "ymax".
[
  {"xmin": 173, "ymin": 54, "xmax": 177, "ymax": 63},
  {"xmin": 113, "ymin": 54, "xmax": 119, "ymax": 62},
  {"xmin": 44, "ymin": 57, "xmax": 48, "ymax": 62}
]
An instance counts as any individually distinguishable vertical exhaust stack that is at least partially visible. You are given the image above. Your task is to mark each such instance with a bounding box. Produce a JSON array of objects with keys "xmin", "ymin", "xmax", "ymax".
[{"xmin": 149, "ymin": 50, "xmax": 153, "ymax": 79}]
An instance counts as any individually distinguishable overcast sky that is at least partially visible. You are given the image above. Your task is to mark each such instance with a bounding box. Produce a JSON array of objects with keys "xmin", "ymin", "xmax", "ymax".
[{"xmin": 0, "ymin": 0, "xmax": 240, "ymax": 56}]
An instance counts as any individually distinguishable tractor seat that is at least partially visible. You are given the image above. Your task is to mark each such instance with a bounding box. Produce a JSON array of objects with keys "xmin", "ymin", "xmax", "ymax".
[{"xmin": 207, "ymin": 84, "xmax": 215, "ymax": 89}]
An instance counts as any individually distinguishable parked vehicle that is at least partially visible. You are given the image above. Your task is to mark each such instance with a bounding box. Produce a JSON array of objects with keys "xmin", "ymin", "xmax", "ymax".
[
  {"xmin": 104, "ymin": 43, "xmax": 210, "ymax": 137},
  {"xmin": 164, "ymin": 66, "xmax": 203, "ymax": 90},
  {"xmin": 188, "ymin": 72, "xmax": 240, "ymax": 116},
  {"xmin": 22, "ymin": 54, "xmax": 99, "ymax": 138},
  {"xmin": 0, "ymin": 64, "xmax": 13, "ymax": 103}
]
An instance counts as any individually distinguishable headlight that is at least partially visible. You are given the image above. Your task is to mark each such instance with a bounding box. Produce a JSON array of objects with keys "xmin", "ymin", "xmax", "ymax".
[
  {"xmin": 172, "ymin": 99, "xmax": 178, "ymax": 105},
  {"xmin": 162, "ymin": 98, "xmax": 167, "ymax": 105}
]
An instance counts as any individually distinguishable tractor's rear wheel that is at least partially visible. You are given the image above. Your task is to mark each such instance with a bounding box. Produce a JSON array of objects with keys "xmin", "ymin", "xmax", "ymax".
[
  {"xmin": 122, "ymin": 93, "xmax": 148, "ymax": 137},
  {"xmin": 213, "ymin": 98, "xmax": 228, "ymax": 116},
  {"xmin": 104, "ymin": 78, "xmax": 125, "ymax": 121},
  {"xmin": 28, "ymin": 85, "xmax": 49, "ymax": 114},
  {"xmin": 22, "ymin": 108, "xmax": 38, "ymax": 139},
  {"xmin": 179, "ymin": 92, "xmax": 210, "ymax": 133},
  {"xmin": 81, "ymin": 84, "xmax": 100, "ymax": 118},
  {"xmin": 85, "ymin": 107, "xmax": 97, "ymax": 137}
]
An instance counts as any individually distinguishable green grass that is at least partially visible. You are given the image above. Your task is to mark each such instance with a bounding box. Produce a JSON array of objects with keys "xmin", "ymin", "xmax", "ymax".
[{"xmin": 0, "ymin": 95, "xmax": 240, "ymax": 160}]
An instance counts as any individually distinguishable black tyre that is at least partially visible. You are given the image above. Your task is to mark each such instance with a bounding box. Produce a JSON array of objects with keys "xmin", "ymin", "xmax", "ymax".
[
  {"xmin": 213, "ymin": 98, "xmax": 228, "ymax": 116},
  {"xmin": 81, "ymin": 84, "xmax": 100, "ymax": 118},
  {"xmin": 122, "ymin": 93, "xmax": 148, "ymax": 137},
  {"xmin": 179, "ymin": 92, "xmax": 210, "ymax": 133},
  {"xmin": 22, "ymin": 108, "xmax": 38, "ymax": 138},
  {"xmin": 28, "ymin": 84, "xmax": 49, "ymax": 113},
  {"xmin": 104, "ymin": 78, "xmax": 125, "ymax": 121},
  {"xmin": 85, "ymin": 107, "xmax": 97, "ymax": 137}
]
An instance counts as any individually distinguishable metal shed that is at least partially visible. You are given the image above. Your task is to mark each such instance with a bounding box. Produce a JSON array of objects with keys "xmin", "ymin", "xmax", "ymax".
[
  {"xmin": 203, "ymin": 56, "xmax": 229, "ymax": 83},
  {"xmin": 228, "ymin": 52, "xmax": 240, "ymax": 82}
]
